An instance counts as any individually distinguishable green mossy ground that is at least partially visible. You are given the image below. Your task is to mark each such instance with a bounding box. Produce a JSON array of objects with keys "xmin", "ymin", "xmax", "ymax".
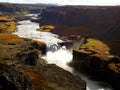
[{"xmin": 78, "ymin": 38, "xmax": 111, "ymax": 60}]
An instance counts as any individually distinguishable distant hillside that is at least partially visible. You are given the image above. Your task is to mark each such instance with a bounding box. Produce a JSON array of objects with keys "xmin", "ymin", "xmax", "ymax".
[{"xmin": 0, "ymin": 3, "xmax": 48, "ymax": 15}]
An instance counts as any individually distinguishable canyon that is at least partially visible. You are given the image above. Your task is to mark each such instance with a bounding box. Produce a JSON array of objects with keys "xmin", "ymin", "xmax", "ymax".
[{"xmin": 0, "ymin": 3, "xmax": 120, "ymax": 90}]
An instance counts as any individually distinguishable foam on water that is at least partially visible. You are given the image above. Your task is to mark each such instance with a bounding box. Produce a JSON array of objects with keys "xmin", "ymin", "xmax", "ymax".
[
  {"xmin": 42, "ymin": 46, "xmax": 73, "ymax": 72},
  {"xmin": 13, "ymin": 19, "xmax": 113, "ymax": 90},
  {"xmin": 13, "ymin": 20, "xmax": 63, "ymax": 47}
]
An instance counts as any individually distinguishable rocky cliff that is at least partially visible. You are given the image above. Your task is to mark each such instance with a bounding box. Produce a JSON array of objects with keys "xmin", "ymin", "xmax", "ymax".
[
  {"xmin": 35, "ymin": 5, "xmax": 120, "ymax": 40},
  {"xmin": 70, "ymin": 38, "xmax": 120, "ymax": 90},
  {"xmin": 33, "ymin": 5, "xmax": 120, "ymax": 54}
]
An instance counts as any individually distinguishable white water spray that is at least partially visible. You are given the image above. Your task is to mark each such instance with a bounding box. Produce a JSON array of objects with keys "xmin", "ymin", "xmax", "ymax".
[
  {"xmin": 42, "ymin": 46, "xmax": 73, "ymax": 72},
  {"xmin": 13, "ymin": 16, "xmax": 113, "ymax": 90}
]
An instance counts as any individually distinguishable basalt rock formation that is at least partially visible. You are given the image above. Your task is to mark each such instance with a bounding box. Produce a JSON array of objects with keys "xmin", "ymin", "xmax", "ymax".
[{"xmin": 70, "ymin": 38, "xmax": 120, "ymax": 90}]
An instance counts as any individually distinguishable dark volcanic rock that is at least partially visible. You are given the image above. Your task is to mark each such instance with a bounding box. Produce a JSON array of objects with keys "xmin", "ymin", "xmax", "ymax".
[
  {"xmin": 24, "ymin": 64, "xmax": 86, "ymax": 90},
  {"xmin": 69, "ymin": 50, "xmax": 91, "ymax": 73},
  {"xmin": 0, "ymin": 63, "xmax": 32, "ymax": 90},
  {"xmin": 31, "ymin": 40, "xmax": 46, "ymax": 55},
  {"xmin": 22, "ymin": 38, "xmax": 46, "ymax": 55},
  {"xmin": 17, "ymin": 50, "xmax": 39, "ymax": 66},
  {"xmin": 0, "ymin": 62, "xmax": 86, "ymax": 90},
  {"xmin": 72, "ymin": 50, "xmax": 120, "ymax": 89},
  {"xmin": 70, "ymin": 38, "xmax": 120, "ymax": 90}
]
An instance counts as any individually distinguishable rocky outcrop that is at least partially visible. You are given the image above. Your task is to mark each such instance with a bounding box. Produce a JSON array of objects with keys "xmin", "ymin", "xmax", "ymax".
[
  {"xmin": 0, "ymin": 34, "xmax": 45, "ymax": 66},
  {"xmin": 0, "ymin": 62, "xmax": 86, "ymax": 90},
  {"xmin": 36, "ymin": 25, "xmax": 55, "ymax": 32},
  {"xmin": 0, "ymin": 33, "xmax": 86, "ymax": 90},
  {"xmin": 89, "ymin": 56, "xmax": 120, "ymax": 90},
  {"xmin": 17, "ymin": 50, "xmax": 39, "ymax": 66},
  {"xmin": 0, "ymin": 63, "xmax": 32, "ymax": 90},
  {"xmin": 31, "ymin": 40, "xmax": 46, "ymax": 55},
  {"xmin": 69, "ymin": 50, "xmax": 90, "ymax": 73},
  {"xmin": 70, "ymin": 38, "xmax": 120, "ymax": 90},
  {"xmin": 24, "ymin": 64, "xmax": 86, "ymax": 90}
]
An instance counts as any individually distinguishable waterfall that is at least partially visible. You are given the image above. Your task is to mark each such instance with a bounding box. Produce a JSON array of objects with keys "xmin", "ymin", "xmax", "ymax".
[
  {"xmin": 46, "ymin": 43, "xmax": 61, "ymax": 52},
  {"xmin": 12, "ymin": 16, "xmax": 113, "ymax": 90}
]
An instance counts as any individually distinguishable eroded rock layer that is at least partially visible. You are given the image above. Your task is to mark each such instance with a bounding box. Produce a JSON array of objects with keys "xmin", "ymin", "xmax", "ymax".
[{"xmin": 70, "ymin": 38, "xmax": 120, "ymax": 90}]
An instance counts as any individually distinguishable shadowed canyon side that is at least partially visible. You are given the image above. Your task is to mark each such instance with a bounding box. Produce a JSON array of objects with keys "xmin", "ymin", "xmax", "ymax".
[
  {"xmin": 69, "ymin": 38, "xmax": 120, "ymax": 90},
  {"xmin": 34, "ymin": 6, "xmax": 120, "ymax": 39},
  {"xmin": 32, "ymin": 6, "xmax": 120, "ymax": 54},
  {"xmin": 31, "ymin": 5, "xmax": 120, "ymax": 90}
]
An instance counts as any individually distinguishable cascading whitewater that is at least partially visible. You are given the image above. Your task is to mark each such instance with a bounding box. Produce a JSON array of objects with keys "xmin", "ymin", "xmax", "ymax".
[
  {"xmin": 13, "ymin": 20, "xmax": 73, "ymax": 70},
  {"xmin": 13, "ymin": 16, "xmax": 113, "ymax": 90}
]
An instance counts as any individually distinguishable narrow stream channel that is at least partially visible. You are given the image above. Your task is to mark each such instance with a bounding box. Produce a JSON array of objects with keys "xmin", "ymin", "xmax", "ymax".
[{"xmin": 12, "ymin": 15, "xmax": 113, "ymax": 90}]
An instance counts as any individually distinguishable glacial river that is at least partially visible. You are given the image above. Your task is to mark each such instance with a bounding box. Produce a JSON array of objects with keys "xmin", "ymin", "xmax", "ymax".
[{"xmin": 12, "ymin": 18, "xmax": 113, "ymax": 90}]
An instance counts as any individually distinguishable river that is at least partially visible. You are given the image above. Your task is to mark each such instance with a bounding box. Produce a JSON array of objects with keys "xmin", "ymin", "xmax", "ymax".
[{"xmin": 12, "ymin": 17, "xmax": 113, "ymax": 90}]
